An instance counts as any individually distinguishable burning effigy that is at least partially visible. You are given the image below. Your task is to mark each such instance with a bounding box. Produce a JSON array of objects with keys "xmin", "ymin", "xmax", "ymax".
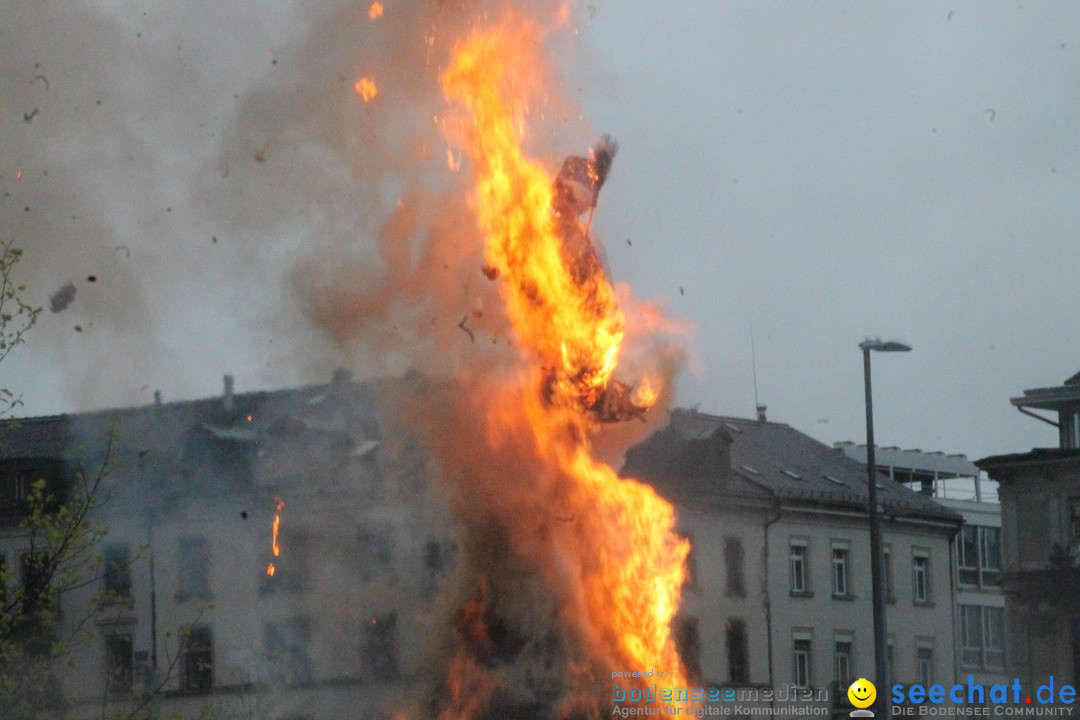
[{"xmin": 407, "ymin": 11, "xmax": 692, "ymax": 719}]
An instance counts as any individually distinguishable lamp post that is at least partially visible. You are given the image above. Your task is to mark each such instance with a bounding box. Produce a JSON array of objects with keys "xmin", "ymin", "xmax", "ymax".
[{"xmin": 860, "ymin": 339, "xmax": 911, "ymax": 716}]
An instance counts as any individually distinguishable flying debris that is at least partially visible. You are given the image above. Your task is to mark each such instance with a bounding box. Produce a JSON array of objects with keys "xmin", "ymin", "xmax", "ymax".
[
  {"xmin": 457, "ymin": 315, "xmax": 475, "ymax": 343},
  {"xmin": 49, "ymin": 283, "xmax": 76, "ymax": 313}
]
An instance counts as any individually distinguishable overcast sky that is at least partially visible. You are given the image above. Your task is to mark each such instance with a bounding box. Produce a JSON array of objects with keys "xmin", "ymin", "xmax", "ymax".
[{"xmin": 2, "ymin": 1, "xmax": 1077, "ymax": 463}]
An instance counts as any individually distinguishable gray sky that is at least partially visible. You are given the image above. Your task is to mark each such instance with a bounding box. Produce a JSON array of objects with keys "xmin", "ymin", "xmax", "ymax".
[{"xmin": 2, "ymin": 0, "xmax": 1077, "ymax": 462}]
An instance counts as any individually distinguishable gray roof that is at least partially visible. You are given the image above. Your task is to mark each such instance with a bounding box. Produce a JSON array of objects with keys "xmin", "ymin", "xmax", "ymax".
[
  {"xmin": 0, "ymin": 378, "xmax": 382, "ymax": 472},
  {"xmin": 833, "ymin": 442, "xmax": 979, "ymax": 478},
  {"xmin": 1011, "ymin": 372, "xmax": 1080, "ymax": 410},
  {"xmin": 624, "ymin": 410, "xmax": 961, "ymax": 522}
]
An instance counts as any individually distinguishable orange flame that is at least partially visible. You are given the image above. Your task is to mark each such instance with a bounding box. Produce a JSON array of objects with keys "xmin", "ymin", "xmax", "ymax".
[
  {"xmin": 265, "ymin": 496, "xmax": 284, "ymax": 576},
  {"xmin": 368, "ymin": 1, "xmax": 383, "ymax": 20},
  {"xmin": 354, "ymin": 77, "xmax": 378, "ymax": 102},
  {"xmin": 441, "ymin": 12, "xmax": 690, "ymax": 713}
]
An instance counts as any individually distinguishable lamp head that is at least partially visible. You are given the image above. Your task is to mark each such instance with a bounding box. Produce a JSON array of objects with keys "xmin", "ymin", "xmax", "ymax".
[{"xmin": 860, "ymin": 338, "xmax": 912, "ymax": 353}]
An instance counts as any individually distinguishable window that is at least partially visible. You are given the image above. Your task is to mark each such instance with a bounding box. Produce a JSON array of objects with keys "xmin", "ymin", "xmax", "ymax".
[
  {"xmin": 917, "ymin": 646, "xmax": 934, "ymax": 687},
  {"xmin": 1017, "ymin": 494, "xmax": 1049, "ymax": 561},
  {"xmin": 957, "ymin": 526, "xmax": 978, "ymax": 585},
  {"xmin": 180, "ymin": 626, "xmax": 213, "ymax": 692},
  {"xmin": 674, "ymin": 616, "xmax": 702, "ymax": 684},
  {"xmin": 679, "ymin": 532, "xmax": 698, "ymax": 591},
  {"xmin": 725, "ymin": 537, "xmax": 746, "ymax": 598},
  {"xmin": 793, "ymin": 637, "xmax": 812, "ymax": 688},
  {"xmin": 726, "ymin": 619, "xmax": 748, "ymax": 683},
  {"xmin": 790, "ymin": 541, "xmax": 809, "ymax": 594},
  {"xmin": 20, "ymin": 551, "xmax": 50, "ymax": 616},
  {"xmin": 0, "ymin": 471, "xmax": 28, "ymax": 511},
  {"xmin": 105, "ymin": 633, "xmax": 134, "ymax": 695},
  {"xmin": 980, "ymin": 528, "xmax": 1001, "ymax": 586},
  {"xmin": 264, "ymin": 617, "xmax": 313, "ymax": 687},
  {"xmin": 423, "ymin": 538, "xmax": 456, "ymax": 597},
  {"xmin": 984, "ymin": 607, "xmax": 1005, "ymax": 670},
  {"xmin": 960, "ymin": 605, "xmax": 1005, "ymax": 670},
  {"xmin": 1063, "ymin": 409, "xmax": 1080, "ymax": 449},
  {"xmin": 357, "ymin": 523, "xmax": 394, "ymax": 582},
  {"xmin": 261, "ymin": 529, "xmax": 309, "ymax": 594},
  {"xmin": 832, "ymin": 548, "xmax": 850, "ymax": 597},
  {"xmin": 363, "ymin": 613, "xmax": 398, "ymax": 681},
  {"xmin": 957, "ymin": 526, "xmax": 1001, "ymax": 587},
  {"xmin": 177, "ymin": 537, "xmax": 211, "ymax": 601},
  {"xmin": 103, "ymin": 545, "xmax": 132, "ymax": 601},
  {"xmin": 912, "ymin": 553, "xmax": 930, "ymax": 603},
  {"xmin": 834, "ymin": 640, "xmax": 853, "ymax": 687}
]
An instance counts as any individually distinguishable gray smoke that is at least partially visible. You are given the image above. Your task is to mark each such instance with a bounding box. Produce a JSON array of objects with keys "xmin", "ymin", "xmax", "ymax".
[{"xmin": 1, "ymin": 0, "xmax": 576, "ymax": 413}]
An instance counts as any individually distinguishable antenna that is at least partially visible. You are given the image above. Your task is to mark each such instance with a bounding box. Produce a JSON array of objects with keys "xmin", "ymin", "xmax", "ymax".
[
  {"xmin": 751, "ymin": 327, "xmax": 759, "ymax": 409},
  {"xmin": 751, "ymin": 327, "xmax": 767, "ymax": 422}
]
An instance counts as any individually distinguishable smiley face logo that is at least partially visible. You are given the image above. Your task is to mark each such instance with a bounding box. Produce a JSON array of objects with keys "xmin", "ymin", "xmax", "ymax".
[{"xmin": 848, "ymin": 678, "xmax": 876, "ymax": 709}]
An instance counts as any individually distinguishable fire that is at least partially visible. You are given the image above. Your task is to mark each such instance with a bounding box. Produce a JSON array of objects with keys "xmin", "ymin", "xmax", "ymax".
[
  {"xmin": 368, "ymin": 1, "xmax": 383, "ymax": 20},
  {"xmin": 354, "ymin": 77, "xmax": 378, "ymax": 102},
  {"xmin": 631, "ymin": 375, "xmax": 658, "ymax": 409},
  {"xmin": 442, "ymin": 26, "xmax": 635, "ymax": 419},
  {"xmin": 265, "ymin": 496, "xmax": 284, "ymax": 576},
  {"xmin": 439, "ymin": 11, "xmax": 690, "ymax": 715}
]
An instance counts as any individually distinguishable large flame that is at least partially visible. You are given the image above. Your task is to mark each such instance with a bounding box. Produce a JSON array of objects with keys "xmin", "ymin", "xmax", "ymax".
[
  {"xmin": 443, "ymin": 21, "xmax": 625, "ymax": 414},
  {"xmin": 438, "ymin": 11, "xmax": 690, "ymax": 716}
]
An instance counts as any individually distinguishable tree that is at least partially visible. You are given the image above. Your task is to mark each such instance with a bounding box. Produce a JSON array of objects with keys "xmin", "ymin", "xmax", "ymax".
[
  {"xmin": 0, "ymin": 240, "xmax": 42, "ymax": 418},
  {"xmin": 0, "ymin": 243, "xmax": 247, "ymax": 720}
]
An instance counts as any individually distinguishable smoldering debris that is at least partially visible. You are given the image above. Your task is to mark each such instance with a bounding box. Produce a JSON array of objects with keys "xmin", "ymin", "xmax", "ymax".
[{"xmin": 49, "ymin": 282, "xmax": 76, "ymax": 313}]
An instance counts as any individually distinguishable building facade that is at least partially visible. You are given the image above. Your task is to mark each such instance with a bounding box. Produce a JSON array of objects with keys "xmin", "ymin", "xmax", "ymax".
[
  {"xmin": 835, "ymin": 443, "xmax": 1006, "ymax": 691},
  {"xmin": 0, "ymin": 374, "xmax": 458, "ymax": 719},
  {"xmin": 1, "ymin": 382, "xmax": 970, "ymax": 719},
  {"xmin": 622, "ymin": 410, "xmax": 963, "ymax": 715},
  {"xmin": 977, "ymin": 370, "xmax": 1080, "ymax": 694}
]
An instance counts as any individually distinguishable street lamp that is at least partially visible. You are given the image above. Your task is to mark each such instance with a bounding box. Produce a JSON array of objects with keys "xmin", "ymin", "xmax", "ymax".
[{"xmin": 860, "ymin": 338, "xmax": 911, "ymax": 716}]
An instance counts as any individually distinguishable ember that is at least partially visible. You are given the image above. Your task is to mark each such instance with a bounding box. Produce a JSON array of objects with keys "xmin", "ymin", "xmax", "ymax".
[
  {"xmin": 355, "ymin": 77, "xmax": 378, "ymax": 102},
  {"xmin": 265, "ymin": 495, "xmax": 284, "ymax": 577}
]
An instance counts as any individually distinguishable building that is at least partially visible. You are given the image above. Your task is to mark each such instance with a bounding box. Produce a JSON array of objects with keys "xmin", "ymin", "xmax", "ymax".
[
  {"xmin": 834, "ymin": 443, "xmax": 1006, "ymax": 691},
  {"xmin": 622, "ymin": 410, "xmax": 964, "ymax": 714},
  {"xmin": 0, "ymin": 380, "xmax": 969, "ymax": 719},
  {"xmin": 0, "ymin": 373, "xmax": 458, "ymax": 720},
  {"xmin": 977, "ymin": 370, "xmax": 1080, "ymax": 693}
]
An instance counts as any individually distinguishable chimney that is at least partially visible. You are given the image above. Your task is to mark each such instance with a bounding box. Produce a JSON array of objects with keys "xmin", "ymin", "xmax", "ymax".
[
  {"xmin": 154, "ymin": 390, "xmax": 162, "ymax": 406},
  {"xmin": 223, "ymin": 375, "xmax": 235, "ymax": 412},
  {"xmin": 756, "ymin": 404, "xmax": 768, "ymax": 422}
]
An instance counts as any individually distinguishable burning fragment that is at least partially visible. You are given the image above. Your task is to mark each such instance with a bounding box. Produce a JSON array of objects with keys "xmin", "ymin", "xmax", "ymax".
[
  {"xmin": 265, "ymin": 495, "xmax": 284, "ymax": 576},
  {"xmin": 355, "ymin": 76, "xmax": 377, "ymax": 102},
  {"xmin": 544, "ymin": 134, "xmax": 653, "ymax": 423},
  {"xmin": 49, "ymin": 282, "xmax": 76, "ymax": 313},
  {"xmin": 368, "ymin": 1, "xmax": 383, "ymax": 20}
]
